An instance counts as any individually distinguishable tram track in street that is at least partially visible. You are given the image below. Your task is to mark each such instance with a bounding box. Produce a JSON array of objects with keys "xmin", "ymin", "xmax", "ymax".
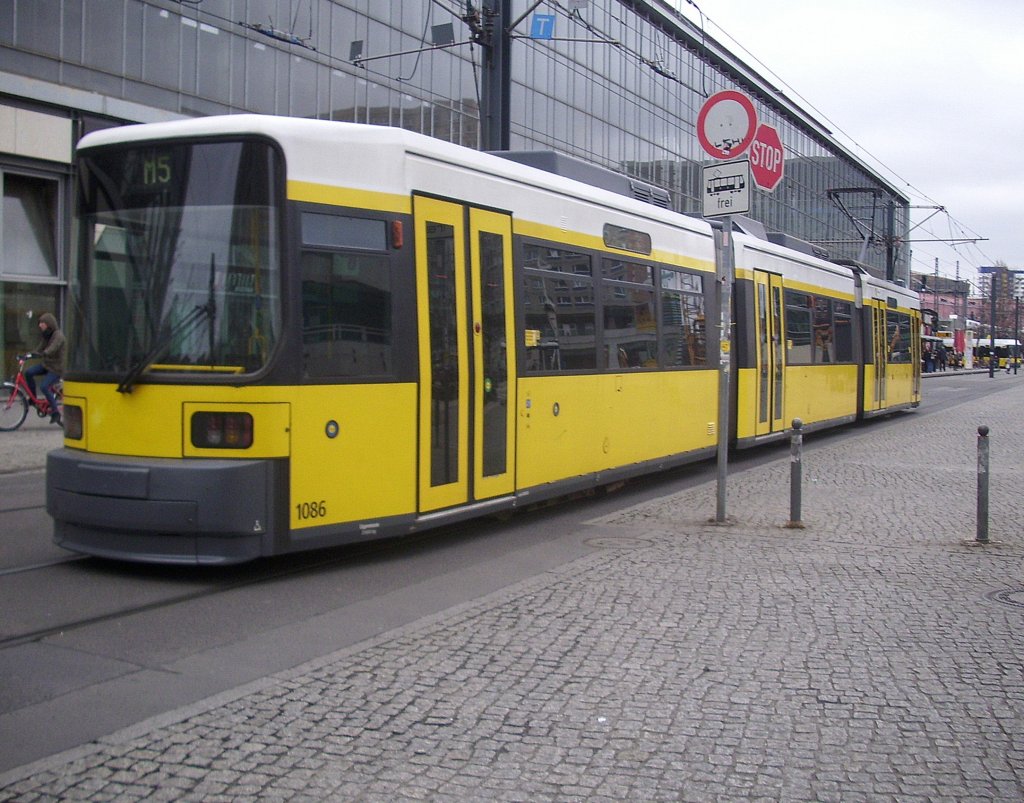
[
  {"xmin": 0, "ymin": 553, "xmax": 89, "ymax": 577},
  {"xmin": 0, "ymin": 379, "xmax": 1008, "ymax": 656},
  {"xmin": 1, "ymin": 503, "xmax": 46, "ymax": 516},
  {"xmin": 0, "ymin": 553, "xmax": 362, "ymax": 651},
  {"xmin": 0, "ymin": 519, "xmax": 521, "ymax": 653},
  {"xmin": 0, "ymin": 469, "xmax": 700, "ymax": 654}
]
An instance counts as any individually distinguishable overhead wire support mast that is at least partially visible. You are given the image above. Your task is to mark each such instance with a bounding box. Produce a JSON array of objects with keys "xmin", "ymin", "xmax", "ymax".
[{"xmin": 827, "ymin": 187, "xmax": 881, "ymax": 264}]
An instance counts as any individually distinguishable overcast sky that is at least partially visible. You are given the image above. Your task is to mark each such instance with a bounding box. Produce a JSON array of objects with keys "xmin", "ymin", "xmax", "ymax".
[{"xmin": 669, "ymin": 0, "xmax": 1023, "ymax": 287}]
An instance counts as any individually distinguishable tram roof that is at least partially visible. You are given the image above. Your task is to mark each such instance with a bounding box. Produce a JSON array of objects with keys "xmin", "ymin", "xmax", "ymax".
[{"xmin": 77, "ymin": 114, "xmax": 717, "ymax": 237}]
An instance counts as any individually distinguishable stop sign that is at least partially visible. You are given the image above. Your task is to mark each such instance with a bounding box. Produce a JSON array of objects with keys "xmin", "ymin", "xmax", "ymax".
[{"xmin": 750, "ymin": 124, "xmax": 785, "ymax": 191}]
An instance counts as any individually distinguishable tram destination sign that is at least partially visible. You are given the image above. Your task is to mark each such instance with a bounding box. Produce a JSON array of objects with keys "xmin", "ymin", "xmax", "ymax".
[{"xmin": 702, "ymin": 158, "xmax": 750, "ymax": 218}]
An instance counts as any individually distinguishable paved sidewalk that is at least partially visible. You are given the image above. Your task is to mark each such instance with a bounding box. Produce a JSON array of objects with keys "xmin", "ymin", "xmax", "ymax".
[
  {"xmin": 2, "ymin": 380, "xmax": 1023, "ymax": 800},
  {"xmin": 0, "ymin": 413, "xmax": 63, "ymax": 474}
]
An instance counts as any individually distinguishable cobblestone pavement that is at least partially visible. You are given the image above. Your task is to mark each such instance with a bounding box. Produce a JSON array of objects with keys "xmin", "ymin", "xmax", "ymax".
[{"xmin": 2, "ymin": 380, "xmax": 1023, "ymax": 801}]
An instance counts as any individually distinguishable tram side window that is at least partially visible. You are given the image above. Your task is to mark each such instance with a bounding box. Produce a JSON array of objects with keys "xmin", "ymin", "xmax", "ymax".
[
  {"xmin": 833, "ymin": 301, "xmax": 853, "ymax": 362},
  {"xmin": 300, "ymin": 213, "xmax": 393, "ymax": 378},
  {"xmin": 602, "ymin": 259, "xmax": 656, "ymax": 369},
  {"xmin": 886, "ymin": 310, "xmax": 912, "ymax": 363},
  {"xmin": 785, "ymin": 291, "xmax": 813, "ymax": 364},
  {"xmin": 521, "ymin": 244, "xmax": 596, "ymax": 372},
  {"xmin": 660, "ymin": 268, "xmax": 707, "ymax": 367},
  {"xmin": 787, "ymin": 291, "xmax": 853, "ymax": 364},
  {"xmin": 813, "ymin": 297, "xmax": 834, "ymax": 363}
]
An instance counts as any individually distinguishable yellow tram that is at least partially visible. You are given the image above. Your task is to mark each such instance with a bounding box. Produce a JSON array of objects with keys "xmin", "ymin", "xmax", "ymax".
[{"xmin": 47, "ymin": 116, "xmax": 920, "ymax": 563}]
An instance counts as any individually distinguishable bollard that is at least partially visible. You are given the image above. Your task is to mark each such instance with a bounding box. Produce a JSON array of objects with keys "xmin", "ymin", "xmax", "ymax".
[
  {"xmin": 786, "ymin": 418, "xmax": 805, "ymax": 529},
  {"xmin": 976, "ymin": 425, "xmax": 990, "ymax": 544}
]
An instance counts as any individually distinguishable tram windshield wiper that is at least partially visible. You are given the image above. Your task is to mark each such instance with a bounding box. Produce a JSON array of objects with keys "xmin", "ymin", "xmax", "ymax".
[
  {"xmin": 117, "ymin": 254, "xmax": 218, "ymax": 394},
  {"xmin": 116, "ymin": 300, "xmax": 216, "ymax": 393}
]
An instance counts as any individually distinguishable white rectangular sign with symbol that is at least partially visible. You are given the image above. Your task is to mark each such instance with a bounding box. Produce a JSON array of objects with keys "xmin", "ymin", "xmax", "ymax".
[{"xmin": 702, "ymin": 158, "xmax": 750, "ymax": 218}]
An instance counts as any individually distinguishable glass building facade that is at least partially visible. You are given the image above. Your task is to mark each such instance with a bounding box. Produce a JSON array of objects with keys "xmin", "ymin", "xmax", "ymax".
[{"xmin": 0, "ymin": 0, "xmax": 910, "ymax": 368}]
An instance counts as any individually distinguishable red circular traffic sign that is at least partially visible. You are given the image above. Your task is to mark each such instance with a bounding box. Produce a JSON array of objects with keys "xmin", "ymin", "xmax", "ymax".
[
  {"xmin": 697, "ymin": 90, "xmax": 758, "ymax": 160},
  {"xmin": 750, "ymin": 124, "xmax": 785, "ymax": 191}
]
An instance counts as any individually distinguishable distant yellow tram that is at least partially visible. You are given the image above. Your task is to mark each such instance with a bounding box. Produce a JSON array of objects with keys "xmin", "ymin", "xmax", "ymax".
[{"xmin": 47, "ymin": 116, "xmax": 920, "ymax": 564}]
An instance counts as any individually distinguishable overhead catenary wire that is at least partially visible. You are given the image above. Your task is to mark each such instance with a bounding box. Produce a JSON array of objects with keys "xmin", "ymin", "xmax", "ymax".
[
  {"xmin": 167, "ymin": 1, "xmax": 995, "ymax": 279},
  {"xmin": 667, "ymin": 1, "xmax": 996, "ymax": 278}
]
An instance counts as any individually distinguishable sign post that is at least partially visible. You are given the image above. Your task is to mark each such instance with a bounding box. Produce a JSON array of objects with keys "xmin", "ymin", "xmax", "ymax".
[
  {"xmin": 713, "ymin": 218, "xmax": 734, "ymax": 522},
  {"xmin": 697, "ymin": 91, "xmax": 759, "ymax": 524}
]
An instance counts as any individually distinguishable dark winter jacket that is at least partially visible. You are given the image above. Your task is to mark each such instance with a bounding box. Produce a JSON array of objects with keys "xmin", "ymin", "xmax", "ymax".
[{"xmin": 37, "ymin": 313, "xmax": 66, "ymax": 376}]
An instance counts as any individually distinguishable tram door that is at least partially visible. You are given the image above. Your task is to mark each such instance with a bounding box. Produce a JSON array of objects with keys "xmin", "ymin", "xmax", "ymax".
[
  {"xmin": 413, "ymin": 196, "xmax": 516, "ymax": 512},
  {"xmin": 753, "ymin": 270, "xmax": 786, "ymax": 436},
  {"xmin": 869, "ymin": 303, "xmax": 887, "ymax": 411}
]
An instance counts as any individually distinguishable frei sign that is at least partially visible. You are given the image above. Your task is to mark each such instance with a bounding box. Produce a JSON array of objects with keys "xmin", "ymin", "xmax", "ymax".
[
  {"xmin": 701, "ymin": 158, "xmax": 750, "ymax": 218},
  {"xmin": 697, "ymin": 90, "xmax": 785, "ymax": 193}
]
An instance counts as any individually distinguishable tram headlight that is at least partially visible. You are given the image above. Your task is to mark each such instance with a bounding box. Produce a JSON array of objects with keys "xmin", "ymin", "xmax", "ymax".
[{"xmin": 190, "ymin": 411, "xmax": 254, "ymax": 449}]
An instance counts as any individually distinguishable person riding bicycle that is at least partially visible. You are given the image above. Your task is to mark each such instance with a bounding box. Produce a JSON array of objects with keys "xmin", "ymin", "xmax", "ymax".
[{"xmin": 24, "ymin": 312, "xmax": 66, "ymax": 425}]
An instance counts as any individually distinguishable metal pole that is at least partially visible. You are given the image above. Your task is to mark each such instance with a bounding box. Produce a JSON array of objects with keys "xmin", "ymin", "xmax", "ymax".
[
  {"xmin": 976, "ymin": 425, "xmax": 990, "ymax": 544},
  {"xmin": 786, "ymin": 419, "xmax": 805, "ymax": 529},
  {"xmin": 885, "ymin": 200, "xmax": 896, "ymax": 282},
  {"xmin": 480, "ymin": 0, "xmax": 511, "ymax": 151},
  {"xmin": 989, "ymin": 272, "xmax": 997, "ymax": 378},
  {"xmin": 715, "ymin": 216, "xmax": 734, "ymax": 523},
  {"xmin": 1015, "ymin": 295, "xmax": 1020, "ymax": 374}
]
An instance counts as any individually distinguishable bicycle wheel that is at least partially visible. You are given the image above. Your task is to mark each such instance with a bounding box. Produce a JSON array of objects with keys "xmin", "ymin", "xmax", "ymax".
[{"xmin": 0, "ymin": 382, "xmax": 30, "ymax": 431}]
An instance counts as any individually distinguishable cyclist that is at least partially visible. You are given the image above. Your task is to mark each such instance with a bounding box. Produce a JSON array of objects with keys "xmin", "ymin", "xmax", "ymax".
[{"xmin": 24, "ymin": 312, "xmax": 66, "ymax": 425}]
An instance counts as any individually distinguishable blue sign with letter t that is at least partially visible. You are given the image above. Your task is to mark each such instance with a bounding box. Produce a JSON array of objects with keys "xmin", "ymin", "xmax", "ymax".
[{"xmin": 531, "ymin": 14, "xmax": 555, "ymax": 39}]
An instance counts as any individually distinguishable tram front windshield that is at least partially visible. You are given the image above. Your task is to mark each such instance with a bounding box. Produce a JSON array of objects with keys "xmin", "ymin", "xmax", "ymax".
[{"xmin": 72, "ymin": 139, "xmax": 281, "ymax": 384}]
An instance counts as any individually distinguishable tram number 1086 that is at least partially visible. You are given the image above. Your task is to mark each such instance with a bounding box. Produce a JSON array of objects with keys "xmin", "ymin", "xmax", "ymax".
[{"xmin": 296, "ymin": 500, "xmax": 328, "ymax": 520}]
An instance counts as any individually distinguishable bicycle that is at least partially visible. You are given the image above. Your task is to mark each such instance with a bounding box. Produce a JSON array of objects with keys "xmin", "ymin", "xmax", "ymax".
[{"xmin": 0, "ymin": 354, "xmax": 64, "ymax": 431}]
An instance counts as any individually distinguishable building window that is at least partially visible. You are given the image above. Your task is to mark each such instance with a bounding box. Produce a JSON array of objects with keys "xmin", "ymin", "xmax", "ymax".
[
  {"xmin": 1, "ymin": 171, "xmax": 59, "ymax": 278},
  {"xmin": 2, "ymin": 281, "xmax": 62, "ymax": 379}
]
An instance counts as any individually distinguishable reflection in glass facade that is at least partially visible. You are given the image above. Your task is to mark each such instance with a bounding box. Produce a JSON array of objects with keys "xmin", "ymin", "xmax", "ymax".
[{"xmin": 0, "ymin": 0, "xmax": 909, "ymax": 285}]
